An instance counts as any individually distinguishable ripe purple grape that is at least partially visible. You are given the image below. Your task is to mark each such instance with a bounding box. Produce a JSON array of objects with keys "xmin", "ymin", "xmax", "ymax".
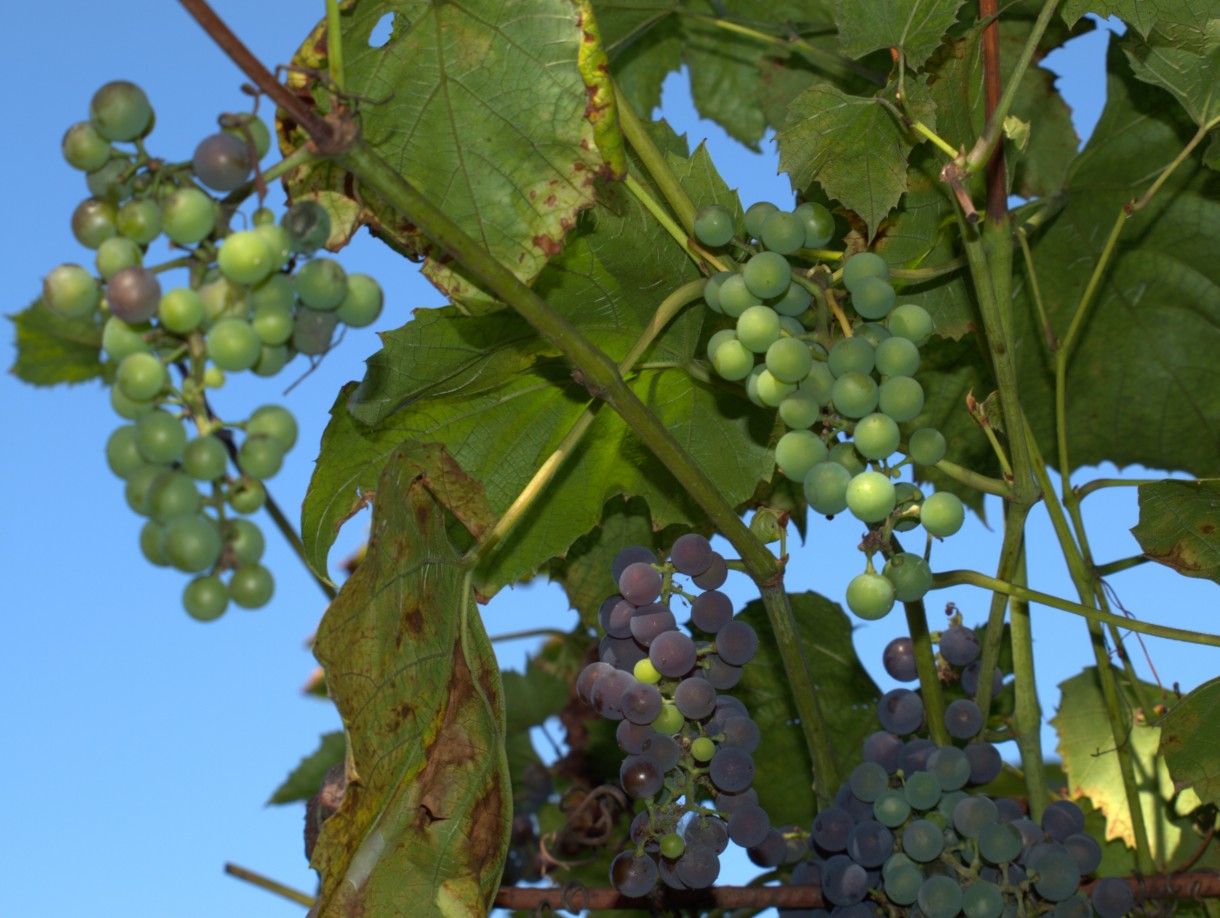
[
  {"xmin": 709, "ymin": 746, "xmax": 754, "ymax": 793},
  {"xmin": 649, "ymin": 630, "xmax": 697, "ymax": 677},
  {"xmin": 716, "ymin": 619, "xmax": 758, "ymax": 665},
  {"xmin": 883, "ymin": 637, "xmax": 918, "ymax": 682},
  {"xmin": 939, "ymin": 625, "xmax": 980, "ymax": 665},
  {"xmin": 673, "ymin": 675, "xmax": 717, "ymax": 720},
  {"xmin": 620, "ymin": 754, "xmax": 664, "ymax": 798},
  {"xmin": 671, "ymin": 533, "xmax": 713, "ymax": 575}
]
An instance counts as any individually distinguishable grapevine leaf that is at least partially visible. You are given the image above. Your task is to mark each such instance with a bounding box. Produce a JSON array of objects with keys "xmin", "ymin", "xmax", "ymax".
[
  {"xmin": 1053, "ymin": 667, "xmax": 1204, "ymax": 869},
  {"xmin": 268, "ymin": 732, "xmax": 346, "ymax": 805},
  {"xmin": 1014, "ymin": 45, "xmax": 1220, "ymax": 478},
  {"xmin": 502, "ymin": 662, "xmax": 571, "ymax": 736},
  {"xmin": 1121, "ymin": 20, "xmax": 1220, "ymax": 127},
  {"xmin": 1131, "ymin": 479, "xmax": 1220, "ymax": 583},
  {"xmin": 308, "ymin": 442, "xmax": 509, "ymax": 918},
  {"xmin": 834, "ymin": 0, "xmax": 966, "ymax": 71},
  {"xmin": 8, "ymin": 300, "xmax": 104, "ymax": 387},
  {"xmin": 1159, "ymin": 677, "xmax": 1220, "ymax": 806},
  {"xmin": 735, "ymin": 592, "xmax": 881, "ymax": 828},
  {"xmin": 282, "ymin": 0, "xmax": 603, "ymax": 309},
  {"xmin": 1061, "ymin": 1, "xmax": 1210, "ymax": 39},
  {"xmin": 779, "ymin": 83, "xmax": 922, "ymax": 237}
]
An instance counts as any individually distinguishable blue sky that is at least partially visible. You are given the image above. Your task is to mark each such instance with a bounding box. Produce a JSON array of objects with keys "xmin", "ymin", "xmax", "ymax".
[{"xmin": 2, "ymin": 5, "xmax": 1213, "ymax": 917}]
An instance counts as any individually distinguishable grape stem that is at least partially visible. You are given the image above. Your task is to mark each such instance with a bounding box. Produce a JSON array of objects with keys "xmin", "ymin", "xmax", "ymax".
[
  {"xmin": 325, "ymin": 0, "xmax": 346, "ymax": 92},
  {"xmin": 1074, "ymin": 477, "xmax": 1164, "ymax": 499},
  {"xmin": 624, "ymin": 174, "xmax": 727, "ymax": 272},
  {"xmin": 1091, "ymin": 555, "xmax": 1149, "ymax": 579},
  {"xmin": 926, "ymin": 457, "xmax": 1011, "ymax": 498},
  {"xmin": 223, "ymin": 863, "xmax": 314, "ymax": 906},
  {"xmin": 613, "ymin": 82, "xmax": 697, "ymax": 233}
]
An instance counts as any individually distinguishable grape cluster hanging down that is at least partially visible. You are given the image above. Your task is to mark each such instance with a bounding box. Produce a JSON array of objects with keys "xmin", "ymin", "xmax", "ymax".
[
  {"xmin": 778, "ymin": 622, "xmax": 1133, "ymax": 918},
  {"xmin": 44, "ymin": 81, "xmax": 385, "ymax": 621},
  {"xmin": 693, "ymin": 201, "xmax": 965, "ymax": 621},
  {"xmin": 577, "ymin": 534, "xmax": 806, "ymax": 896}
]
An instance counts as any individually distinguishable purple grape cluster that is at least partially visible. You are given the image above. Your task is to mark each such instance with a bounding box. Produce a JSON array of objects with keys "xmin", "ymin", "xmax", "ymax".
[
  {"xmin": 778, "ymin": 625, "xmax": 1125, "ymax": 918},
  {"xmin": 580, "ymin": 534, "xmax": 780, "ymax": 895}
]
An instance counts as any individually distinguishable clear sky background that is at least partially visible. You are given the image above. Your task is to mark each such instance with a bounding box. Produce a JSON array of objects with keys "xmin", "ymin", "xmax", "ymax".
[{"xmin": 2, "ymin": 4, "xmax": 1214, "ymax": 917}]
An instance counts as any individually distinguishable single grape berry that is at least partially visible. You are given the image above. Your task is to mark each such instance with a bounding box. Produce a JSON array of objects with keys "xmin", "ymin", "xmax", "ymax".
[
  {"xmin": 161, "ymin": 188, "xmax": 216, "ymax": 245},
  {"xmin": 922, "ymin": 491, "xmax": 965, "ymax": 537},
  {"xmin": 335, "ymin": 274, "xmax": 385, "ymax": 328},
  {"xmin": 694, "ymin": 203, "xmax": 735, "ymax": 247},
  {"xmin": 62, "ymin": 121, "xmax": 112, "ymax": 171},
  {"xmin": 842, "ymin": 252, "xmax": 889, "ymax": 291},
  {"xmin": 107, "ymin": 266, "xmax": 162, "ymax": 323},
  {"xmin": 193, "ymin": 133, "xmax": 252, "ymax": 192},
  {"xmin": 43, "ymin": 264, "xmax": 100, "ymax": 319},
  {"xmin": 283, "ymin": 200, "xmax": 332, "ymax": 253},
  {"xmin": 90, "ymin": 80, "xmax": 153, "ymax": 141},
  {"xmin": 846, "ymin": 571, "xmax": 895, "ymax": 620}
]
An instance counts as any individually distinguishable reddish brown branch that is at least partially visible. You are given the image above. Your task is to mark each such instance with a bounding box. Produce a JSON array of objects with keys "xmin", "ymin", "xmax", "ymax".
[
  {"xmin": 177, "ymin": 0, "xmax": 334, "ymax": 144},
  {"xmin": 980, "ymin": 0, "xmax": 1007, "ymax": 223}
]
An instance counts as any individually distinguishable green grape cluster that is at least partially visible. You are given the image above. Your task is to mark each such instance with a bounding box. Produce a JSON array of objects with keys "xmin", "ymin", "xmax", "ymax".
[
  {"xmin": 42, "ymin": 81, "xmax": 388, "ymax": 621},
  {"xmin": 788, "ymin": 624, "xmax": 1124, "ymax": 918},
  {"xmin": 694, "ymin": 200, "xmax": 964, "ymax": 622}
]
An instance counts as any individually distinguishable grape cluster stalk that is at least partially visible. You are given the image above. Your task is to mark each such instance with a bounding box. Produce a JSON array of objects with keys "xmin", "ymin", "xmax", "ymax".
[
  {"xmin": 694, "ymin": 200, "xmax": 964, "ymax": 621},
  {"xmin": 43, "ymin": 81, "xmax": 386, "ymax": 620}
]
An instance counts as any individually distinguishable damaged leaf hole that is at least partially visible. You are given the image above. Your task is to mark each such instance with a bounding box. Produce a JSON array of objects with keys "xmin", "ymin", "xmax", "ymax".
[{"xmin": 368, "ymin": 12, "xmax": 398, "ymax": 48}]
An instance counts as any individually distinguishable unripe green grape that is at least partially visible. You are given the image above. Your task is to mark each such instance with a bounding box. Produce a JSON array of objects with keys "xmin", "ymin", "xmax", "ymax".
[
  {"xmin": 633, "ymin": 657, "xmax": 661, "ymax": 684},
  {"xmin": 801, "ymin": 362, "xmax": 836, "ymax": 405},
  {"xmin": 252, "ymin": 344, "xmax": 292, "ymax": 377},
  {"xmin": 829, "ymin": 440, "xmax": 867, "ymax": 476},
  {"xmin": 161, "ymin": 515, "xmax": 223, "ymax": 573},
  {"xmin": 853, "ymin": 413, "xmax": 901, "ymax": 460},
  {"xmin": 879, "ymin": 376, "xmax": 925, "ymax": 422},
  {"xmin": 116, "ymin": 351, "xmax": 166, "ymax": 401},
  {"xmin": 222, "ymin": 115, "xmax": 272, "ymax": 159},
  {"xmin": 116, "ymin": 198, "xmax": 161, "ymax": 245},
  {"xmin": 771, "ymin": 280, "xmax": 812, "ymax": 317},
  {"xmin": 86, "ymin": 157, "xmax": 134, "ymax": 200},
  {"xmin": 702, "ymin": 271, "xmax": 733, "ymax": 313},
  {"xmin": 712, "ymin": 338, "xmax": 754, "ymax": 381},
  {"xmin": 107, "ymin": 266, "xmax": 161, "ymax": 323},
  {"xmin": 105, "ymin": 425, "xmax": 144, "ymax": 478},
  {"xmin": 694, "ymin": 203, "xmax": 735, "ymax": 247},
  {"xmin": 842, "ymin": 252, "xmax": 889, "ymax": 291},
  {"xmin": 161, "ymin": 187, "xmax": 216, "ymax": 245},
  {"xmin": 743, "ymin": 251, "xmax": 791, "ymax": 299},
  {"xmin": 846, "ymin": 470, "xmax": 897, "ymax": 523},
  {"xmin": 147, "ymin": 470, "xmax": 202, "ymax": 522},
  {"xmin": 803, "ymin": 461, "xmax": 852, "ymax": 515},
  {"xmin": 736, "ymin": 305, "xmax": 781, "ymax": 353},
  {"xmin": 158, "ymin": 287, "xmax": 204, "ymax": 334},
  {"xmin": 851, "ymin": 276, "xmax": 896, "ymax": 320},
  {"xmin": 42, "ymin": 264, "xmax": 100, "ymax": 318},
  {"xmin": 250, "ymin": 272, "xmax": 296, "ymax": 312},
  {"xmin": 140, "ymin": 520, "xmax": 170, "ymax": 567},
  {"xmin": 90, "ymin": 80, "xmax": 153, "ymax": 141},
  {"xmin": 204, "ymin": 366, "xmax": 225, "ymax": 388},
  {"xmin": 223, "ymin": 520, "xmax": 265, "ymax": 563},
  {"xmin": 293, "ymin": 308, "xmax": 338, "ymax": 356},
  {"xmin": 207, "ymin": 318, "xmax": 261, "ymax": 372},
  {"xmin": 706, "ymin": 328, "xmax": 737, "ymax": 361},
  {"xmin": 136, "ymin": 409, "xmax": 187, "ymax": 464},
  {"xmin": 182, "ymin": 435, "xmax": 228, "ymax": 481},
  {"xmin": 875, "ymin": 336, "xmax": 920, "ymax": 377},
  {"xmin": 755, "ymin": 369, "xmax": 796, "ymax": 407},
  {"xmin": 198, "ymin": 274, "xmax": 249, "ymax": 326},
  {"xmin": 744, "ymin": 201, "xmax": 778, "ymax": 238},
  {"xmin": 183, "ymin": 576, "xmax": 229, "ymax": 622},
  {"xmin": 775, "ymin": 430, "xmax": 828, "ymax": 482},
  {"xmin": 778, "ymin": 315, "xmax": 804, "ymax": 338},
  {"xmin": 963, "ymin": 882, "xmax": 1004, "ymax": 918},
  {"xmin": 744, "ymin": 365, "xmax": 767, "ymax": 408},
  {"xmin": 238, "ymin": 434, "xmax": 285, "ymax": 479},
  {"xmin": 831, "ymin": 371, "xmax": 879, "ymax": 418},
  {"xmin": 193, "ymin": 132, "xmax": 252, "ymax": 192},
  {"xmin": 718, "ymin": 274, "xmax": 760, "ymax": 317},
  {"xmin": 95, "ymin": 236, "xmax": 143, "ymax": 280},
  {"xmin": 909, "ymin": 427, "xmax": 947, "ymax": 465},
  {"xmin": 229, "ymin": 478, "xmax": 267, "ymax": 514},
  {"xmin": 660, "ymin": 833, "xmax": 686, "ymax": 859},
  {"xmin": 62, "ymin": 121, "xmax": 112, "ymax": 171},
  {"xmin": 218, "ymin": 230, "xmax": 276, "ymax": 285},
  {"xmin": 248, "ymin": 404, "xmax": 298, "ymax": 451},
  {"xmin": 652, "ymin": 703, "xmax": 684, "ymax": 734},
  {"xmin": 124, "ymin": 464, "xmax": 165, "ymax": 515},
  {"xmin": 103, "ymin": 316, "xmax": 151, "ymax": 361},
  {"xmin": 855, "ymin": 322, "xmax": 891, "ymax": 349},
  {"xmin": 765, "ymin": 336, "xmax": 813, "ymax": 383},
  {"xmin": 829, "ymin": 336, "xmax": 875, "ymax": 377},
  {"xmin": 691, "ymin": 736, "xmax": 716, "ymax": 763},
  {"xmin": 893, "ymin": 482, "xmax": 925, "ymax": 532},
  {"xmin": 794, "ymin": 201, "xmax": 834, "ymax": 248},
  {"xmin": 295, "ymin": 258, "xmax": 348, "ymax": 310},
  {"xmin": 919, "ymin": 875, "xmax": 963, "ymax": 918},
  {"xmin": 921, "ymin": 492, "xmax": 965, "ymax": 537},
  {"xmin": 282, "ymin": 200, "xmax": 332, "ymax": 254},
  {"xmin": 253, "ymin": 223, "xmax": 294, "ymax": 270},
  {"xmin": 778, "ymin": 389, "xmax": 821, "ymax": 429},
  {"xmin": 760, "ymin": 211, "xmax": 806, "ymax": 254},
  {"xmin": 109, "ymin": 384, "xmax": 155, "ymax": 419},
  {"xmin": 847, "ymin": 570, "xmax": 895, "ymax": 620},
  {"xmin": 231, "ymin": 562, "xmax": 276, "ymax": 607},
  {"xmin": 888, "ymin": 303, "xmax": 934, "ymax": 345},
  {"xmin": 336, "ymin": 274, "xmax": 385, "ymax": 328},
  {"xmin": 883, "ymin": 552, "xmax": 933, "ymax": 602},
  {"xmin": 71, "ymin": 198, "xmax": 118, "ymax": 249}
]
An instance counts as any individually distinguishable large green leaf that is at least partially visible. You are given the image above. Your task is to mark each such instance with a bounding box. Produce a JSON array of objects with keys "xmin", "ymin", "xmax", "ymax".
[
  {"xmin": 1062, "ymin": 1, "xmax": 1211, "ymax": 39},
  {"xmin": 1121, "ymin": 20, "xmax": 1220, "ymax": 128},
  {"xmin": 8, "ymin": 300, "xmax": 105, "ymax": 387},
  {"xmin": 308, "ymin": 442, "xmax": 509, "ymax": 918},
  {"xmin": 1131, "ymin": 479, "xmax": 1220, "ymax": 583},
  {"xmin": 304, "ymin": 129, "xmax": 774, "ymax": 592},
  {"xmin": 1053, "ymin": 667, "xmax": 1208, "ymax": 870},
  {"xmin": 1014, "ymin": 46, "xmax": 1220, "ymax": 477},
  {"xmin": 1159, "ymin": 677, "xmax": 1220, "ymax": 807},
  {"xmin": 835, "ymin": 0, "xmax": 966, "ymax": 71},
  {"xmin": 734, "ymin": 591, "xmax": 881, "ymax": 828},
  {"xmin": 282, "ymin": 0, "xmax": 603, "ymax": 308},
  {"xmin": 269, "ymin": 732, "xmax": 346, "ymax": 805}
]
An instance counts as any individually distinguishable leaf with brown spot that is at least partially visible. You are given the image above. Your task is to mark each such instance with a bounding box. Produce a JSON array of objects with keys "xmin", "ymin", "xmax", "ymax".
[
  {"xmin": 1132, "ymin": 479, "xmax": 1220, "ymax": 584},
  {"xmin": 307, "ymin": 442, "xmax": 509, "ymax": 918}
]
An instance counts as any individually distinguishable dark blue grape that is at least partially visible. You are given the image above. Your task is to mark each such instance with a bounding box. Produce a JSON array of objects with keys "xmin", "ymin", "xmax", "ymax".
[
  {"xmin": 671, "ymin": 533, "xmax": 714, "ymax": 575},
  {"xmin": 898, "ymin": 738, "xmax": 937, "ymax": 775},
  {"xmin": 1010, "ymin": 817, "xmax": 1045, "ymax": 859},
  {"xmin": 692, "ymin": 551, "xmax": 728, "ymax": 589},
  {"xmin": 747, "ymin": 828, "xmax": 789, "ymax": 868},
  {"xmin": 620, "ymin": 561, "xmax": 663, "ymax": 605},
  {"xmin": 685, "ymin": 815, "xmax": 730, "ymax": 853},
  {"xmin": 979, "ymin": 821, "xmax": 1023, "ymax": 864},
  {"xmin": 709, "ymin": 746, "xmax": 754, "ymax": 793},
  {"xmin": 811, "ymin": 805, "xmax": 855, "ymax": 852},
  {"xmin": 1090, "ymin": 877, "xmax": 1135, "ymax": 918},
  {"xmin": 902, "ymin": 818, "xmax": 945, "ymax": 862},
  {"xmin": 650, "ymin": 629, "xmax": 698, "ymax": 677},
  {"xmin": 610, "ymin": 850, "xmax": 658, "ymax": 896},
  {"xmin": 878, "ymin": 689, "xmax": 925, "ymax": 735},
  {"xmin": 716, "ymin": 619, "xmax": 759, "ymax": 665},
  {"xmin": 620, "ymin": 754, "xmax": 664, "ymax": 798},
  {"xmin": 952, "ymin": 794, "xmax": 998, "ymax": 838},
  {"xmin": 616, "ymin": 719, "xmax": 654, "ymax": 753},
  {"xmin": 641, "ymin": 733, "xmax": 681, "ymax": 772},
  {"xmin": 691, "ymin": 589, "xmax": 733, "ymax": 633},
  {"xmin": 590, "ymin": 669, "xmax": 635, "ymax": 720},
  {"xmin": 835, "ymin": 783, "xmax": 876, "ymax": 822},
  {"xmin": 1031, "ymin": 849, "xmax": 1081, "ymax": 902},
  {"xmin": 722, "ymin": 715, "xmax": 761, "ymax": 753},
  {"xmin": 965, "ymin": 742, "xmax": 1003, "ymax": 786},
  {"xmin": 676, "ymin": 844, "xmax": 720, "ymax": 887},
  {"xmin": 994, "ymin": 797, "xmax": 1023, "ymax": 822},
  {"xmin": 945, "ymin": 699, "xmax": 984, "ymax": 739},
  {"xmin": 822, "ymin": 854, "xmax": 870, "ymax": 906},
  {"xmin": 674, "ymin": 675, "xmax": 717, "ymax": 719},
  {"xmin": 1054, "ymin": 894, "xmax": 1094, "ymax": 918},
  {"xmin": 961, "ymin": 661, "xmax": 1003, "ymax": 697},
  {"xmin": 847, "ymin": 819, "xmax": 895, "ymax": 867},
  {"xmin": 630, "ymin": 602, "xmax": 676, "ymax": 646},
  {"xmin": 1041, "ymin": 799, "xmax": 1085, "ymax": 842},
  {"xmin": 883, "ymin": 636, "xmax": 918, "ymax": 682},
  {"xmin": 862, "ymin": 731, "xmax": 902, "ymax": 773},
  {"xmin": 850, "ymin": 762, "xmax": 891, "ymax": 802},
  {"xmin": 599, "ymin": 634, "xmax": 646, "ymax": 670},
  {"xmin": 621, "ymin": 680, "xmax": 664, "ymax": 724},
  {"xmin": 928, "ymin": 746, "xmax": 972, "ymax": 791},
  {"xmin": 577, "ymin": 661, "xmax": 613, "ymax": 704},
  {"xmin": 715, "ymin": 786, "xmax": 760, "ymax": 814},
  {"xmin": 728, "ymin": 804, "xmax": 772, "ymax": 848},
  {"xmin": 939, "ymin": 625, "xmax": 980, "ymax": 666},
  {"xmin": 1063, "ymin": 833, "xmax": 1102, "ymax": 875},
  {"xmin": 612, "ymin": 545, "xmax": 656, "ymax": 581},
  {"xmin": 704, "ymin": 653, "xmax": 744, "ymax": 688},
  {"xmin": 599, "ymin": 594, "xmax": 635, "ymax": 638}
]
